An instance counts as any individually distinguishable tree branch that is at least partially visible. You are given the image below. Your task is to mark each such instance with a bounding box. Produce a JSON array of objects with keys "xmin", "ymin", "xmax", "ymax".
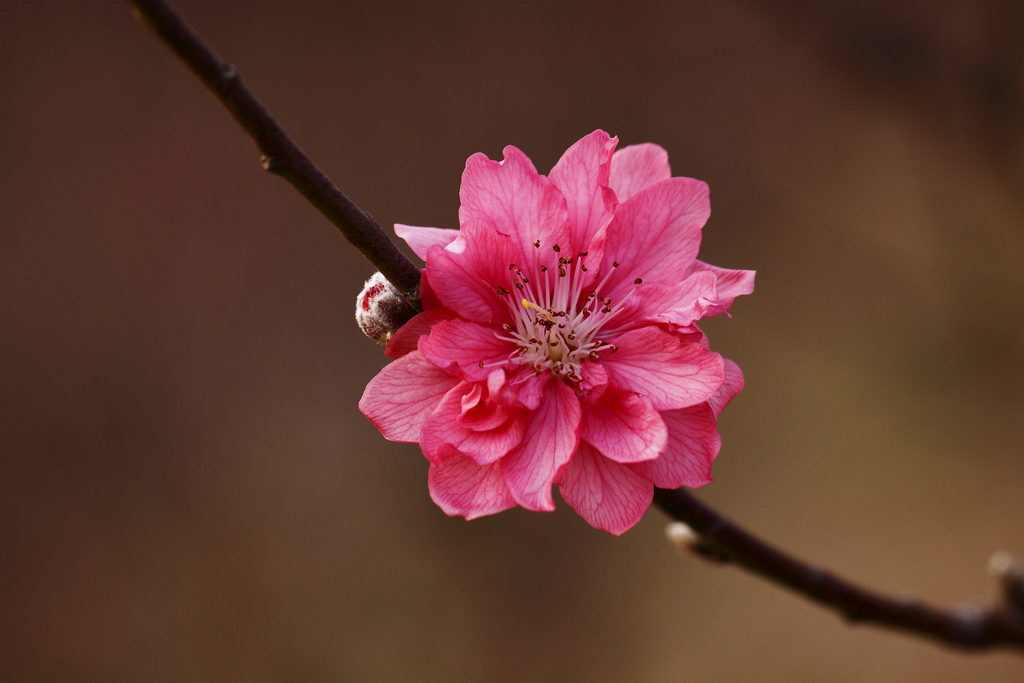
[
  {"xmin": 128, "ymin": 0, "xmax": 1024, "ymax": 655},
  {"xmin": 128, "ymin": 0, "xmax": 422, "ymax": 311},
  {"xmin": 656, "ymin": 487, "xmax": 1024, "ymax": 652}
]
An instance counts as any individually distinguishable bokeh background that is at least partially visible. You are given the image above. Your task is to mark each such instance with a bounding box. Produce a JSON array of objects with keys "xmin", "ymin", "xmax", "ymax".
[{"xmin": 3, "ymin": 1, "xmax": 1024, "ymax": 680}]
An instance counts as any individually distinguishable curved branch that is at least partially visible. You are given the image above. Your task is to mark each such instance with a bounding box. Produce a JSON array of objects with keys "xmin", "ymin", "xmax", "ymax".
[
  {"xmin": 128, "ymin": 0, "xmax": 422, "ymax": 311},
  {"xmin": 128, "ymin": 0, "xmax": 1024, "ymax": 655},
  {"xmin": 655, "ymin": 487, "xmax": 1024, "ymax": 652}
]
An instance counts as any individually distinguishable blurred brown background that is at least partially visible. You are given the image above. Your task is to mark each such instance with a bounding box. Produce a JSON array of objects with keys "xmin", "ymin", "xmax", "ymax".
[{"xmin": 2, "ymin": 1, "xmax": 1023, "ymax": 680}]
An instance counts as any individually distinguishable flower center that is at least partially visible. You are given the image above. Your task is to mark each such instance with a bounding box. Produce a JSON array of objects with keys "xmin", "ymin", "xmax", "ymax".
[{"xmin": 494, "ymin": 243, "xmax": 640, "ymax": 383}]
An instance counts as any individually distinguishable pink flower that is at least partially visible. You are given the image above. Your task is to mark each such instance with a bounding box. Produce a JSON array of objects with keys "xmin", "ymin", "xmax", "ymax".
[{"xmin": 359, "ymin": 130, "xmax": 754, "ymax": 535}]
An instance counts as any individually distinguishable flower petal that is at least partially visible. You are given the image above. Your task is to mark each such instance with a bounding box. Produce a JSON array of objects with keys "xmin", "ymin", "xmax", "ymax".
[
  {"xmin": 548, "ymin": 130, "xmax": 619, "ymax": 253},
  {"xmin": 458, "ymin": 385, "xmax": 512, "ymax": 431},
  {"xmin": 459, "ymin": 146, "xmax": 572, "ymax": 269},
  {"xmin": 385, "ymin": 308, "xmax": 455, "ymax": 360},
  {"xmin": 708, "ymin": 358, "xmax": 744, "ymax": 419},
  {"xmin": 420, "ymin": 382, "xmax": 525, "ymax": 466},
  {"xmin": 488, "ymin": 368, "xmax": 549, "ymax": 411},
  {"xmin": 580, "ymin": 389, "xmax": 666, "ymax": 463},
  {"xmin": 689, "ymin": 260, "xmax": 756, "ymax": 317},
  {"xmin": 597, "ymin": 177, "xmax": 710, "ymax": 299},
  {"xmin": 628, "ymin": 404, "xmax": 720, "ymax": 488},
  {"xmin": 395, "ymin": 224, "xmax": 460, "ymax": 261},
  {"xmin": 608, "ymin": 143, "xmax": 670, "ymax": 203},
  {"xmin": 501, "ymin": 380, "xmax": 580, "ymax": 511},
  {"xmin": 602, "ymin": 326, "xmax": 724, "ymax": 410},
  {"xmin": 648, "ymin": 270, "xmax": 719, "ymax": 328},
  {"xmin": 425, "ymin": 219, "xmax": 516, "ymax": 325},
  {"xmin": 601, "ymin": 270, "xmax": 718, "ymax": 335},
  {"xmin": 358, "ymin": 350, "xmax": 461, "ymax": 442},
  {"xmin": 578, "ymin": 360, "xmax": 608, "ymax": 405},
  {"xmin": 418, "ymin": 318, "xmax": 512, "ymax": 382},
  {"xmin": 428, "ymin": 450, "xmax": 517, "ymax": 520},
  {"xmin": 559, "ymin": 441, "xmax": 653, "ymax": 535}
]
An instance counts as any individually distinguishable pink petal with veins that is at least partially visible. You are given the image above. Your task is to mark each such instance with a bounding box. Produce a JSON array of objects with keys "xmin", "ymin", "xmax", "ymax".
[
  {"xmin": 689, "ymin": 260, "xmax": 756, "ymax": 317},
  {"xmin": 608, "ymin": 143, "xmax": 670, "ymax": 203},
  {"xmin": 385, "ymin": 309, "xmax": 454, "ymax": 359},
  {"xmin": 460, "ymin": 146, "xmax": 572, "ymax": 269},
  {"xmin": 425, "ymin": 219, "xmax": 516, "ymax": 325},
  {"xmin": 395, "ymin": 224, "xmax": 460, "ymax": 261},
  {"xmin": 428, "ymin": 451, "xmax": 517, "ymax": 519},
  {"xmin": 358, "ymin": 350, "xmax": 461, "ymax": 442},
  {"xmin": 560, "ymin": 441, "xmax": 654, "ymax": 535},
  {"xmin": 581, "ymin": 388, "xmax": 666, "ymax": 464},
  {"xmin": 629, "ymin": 404, "xmax": 720, "ymax": 488},
  {"xmin": 602, "ymin": 326, "xmax": 724, "ymax": 410},
  {"xmin": 418, "ymin": 318, "xmax": 513, "ymax": 382},
  {"xmin": 501, "ymin": 380, "xmax": 580, "ymax": 511},
  {"xmin": 708, "ymin": 358, "xmax": 745, "ymax": 419},
  {"xmin": 597, "ymin": 177, "xmax": 710, "ymax": 300},
  {"xmin": 420, "ymin": 382, "xmax": 526, "ymax": 466},
  {"xmin": 548, "ymin": 129, "xmax": 619, "ymax": 254}
]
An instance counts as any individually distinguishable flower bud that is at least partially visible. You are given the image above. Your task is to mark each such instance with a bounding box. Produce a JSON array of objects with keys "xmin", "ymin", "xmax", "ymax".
[
  {"xmin": 356, "ymin": 272, "xmax": 414, "ymax": 344},
  {"xmin": 665, "ymin": 522, "xmax": 700, "ymax": 554}
]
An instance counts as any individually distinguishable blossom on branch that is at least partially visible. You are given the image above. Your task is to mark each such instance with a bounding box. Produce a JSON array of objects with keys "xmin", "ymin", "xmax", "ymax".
[{"xmin": 359, "ymin": 130, "xmax": 754, "ymax": 534}]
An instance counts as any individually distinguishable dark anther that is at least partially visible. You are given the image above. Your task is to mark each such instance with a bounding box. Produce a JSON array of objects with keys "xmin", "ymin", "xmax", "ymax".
[
  {"xmin": 534, "ymin": 240, "xmax": 541, "ymax": 248},
  {"xmin": 509, "ymin": 263, "xmax": 516, "ymax": 270},
  {"xmin": 634, "ymin": 278, "xmax": 642, "ymax": 285},
  {"xmin": 540, "ymin": 265, "xmax": 548, "ymax": 272},
  {"xmin": 612, "ymin": 261, "xmax": 620, "ymax": 268},
  {"xmin": 515, "ymin": 283, "xmax": 524, "ymax": 290},
  {"xmin": 496, "ymin": 286, "xmax": 509, "ymax": 295},
  {"xmin": 478, "ymin": 360, "xmax": 484, "ymax": 368},
  {"xmin": 552, "ymin": 244, "xmax": 561, "ymax": 252},
  {"xmin": 581, "ymin": 265, "xmax": 588, "ymax": 272},
  {"xmin": 558, "ymin": 267, "xmax": 566, "ymax": 277},
  {"xmin": 579, "ymin": 251, "xmax": 588, "ymax": 257},
  {"xmin": 602, "ymin": 306, "xmax": 612, "ymax": 313}
]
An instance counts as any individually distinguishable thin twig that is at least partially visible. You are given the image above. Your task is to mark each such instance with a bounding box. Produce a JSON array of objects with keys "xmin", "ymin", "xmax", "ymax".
[
  {"xmin": 656, "ymin": 487, "xmax": 1024, "ymax": 652},
  {"xmin": 128, "ymin": 0, "xmax": 422, "ymax": 311},
  {"xmin": 128, "ymin": 0, "xmax": 1024, "ymax": 655}
]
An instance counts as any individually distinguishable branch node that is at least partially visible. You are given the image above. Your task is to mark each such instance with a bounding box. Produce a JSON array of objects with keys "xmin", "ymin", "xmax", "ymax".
[
  {"xmin": 260, "ymin": 154, "xmax": 287, "ymax": 174},
  {"xmin": 665, "ymin": 522, "xmax": 700, "ymax": 555},
  {"xmin": 653, "ymin": 487, "xmax": 1024, "ymax": 651},
  {"xmin": 665, "ymin": 522, "xmax": 731, "ymax": 563},
  {"xmin": 989, "ymin": 550, "xmax": 1024, "ymax": 614}
]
